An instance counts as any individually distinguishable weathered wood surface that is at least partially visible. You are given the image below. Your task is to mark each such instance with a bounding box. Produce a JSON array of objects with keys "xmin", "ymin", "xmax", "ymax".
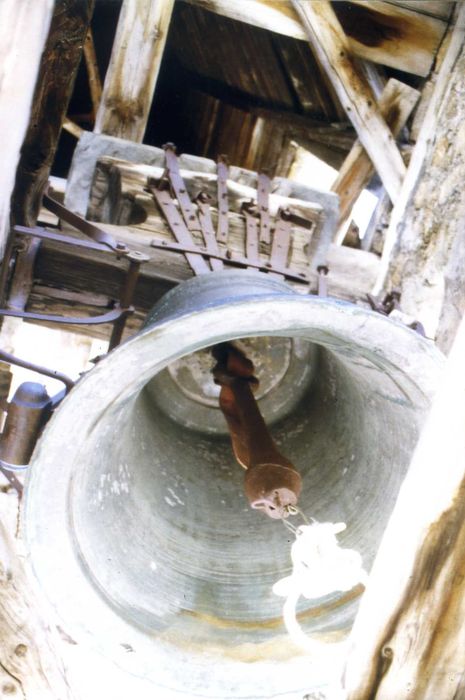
[
  {"xmin": 11, "ymin": 0, "xmax": 94, "ymax": 229},
  {"xmin": 292, "ymin": 0, "xmax": 406, "ymax": 204},
  {"xmin": 0, "ymin": 486, "xmax": 74, "ymax": 699},
  {"xmin": 374, "ymin": 4, "xmax": 465, "ymax": 352},
  {"xmin": 344, "ymin": 312, "xmax": 465, "ymax": 700},
  {"xmin": 385, "ymin": 1, "xmax": 453, "ymax": 21},
  {"xmin": 0, "ymin": 0, "xmax": 53, "ymax": 259},
  {"xmin": 184, "ymin": 0, "xmax": 447, "ymax": 77},
  {"xmin": 332, "ymin": 78, "xmax": 420, "ymax": 232},
  {"xmin": 335, "ymin": 1, "xmax": 448, "ymax": 77},
  {"xmin": 94, "ymin": 0, "xmax": 174, "ymax": 142}
]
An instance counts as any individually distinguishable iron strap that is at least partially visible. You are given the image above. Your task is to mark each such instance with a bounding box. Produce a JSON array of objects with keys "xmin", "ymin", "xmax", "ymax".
[
  {"xmin": 257, "ymin": 173, "xmax": 271, "ymax": 244},
  {"xmin": 216, "ymin": 157, "xmax": 229, "ymax": 244},
  {"xmin": 163, "ymin": 144, "xmax": 202, "ymax": 234},
  {"xmin": 148, "ymin": 181, "xmax": 211, "ymax": 276},
  {"xmin": 0, "ymin": 306, "xmax": 134, "ymax": 327},
  {"xmin": 149, "ymin": 237, "xmax": 309, "ymax": 283},
  {"xmin": 43, "ymin": 187, "xmax": 129, "ymax": 254},
  {"xmin": 195, "ymin": 193, "xmax": 223, "ymax": 272}
]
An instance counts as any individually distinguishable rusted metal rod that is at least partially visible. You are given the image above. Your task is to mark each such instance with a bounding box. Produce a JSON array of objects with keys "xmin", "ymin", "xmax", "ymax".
[{"xmin": 212, "ymin": 342, "xmax": 301, "ymax": 519}]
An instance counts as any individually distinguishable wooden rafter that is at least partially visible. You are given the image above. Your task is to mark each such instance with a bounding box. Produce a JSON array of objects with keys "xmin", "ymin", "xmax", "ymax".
[
  {"xmin": 291, "ymin": 0, "xmax": 406, "ymax": 203},
  {"xmin": 185, "ymin": 0, "xmax": 448, "ymax": 77},
  {"xmin": 83, "ymin": 27, "xmax": 102, "ymax": 119},
  {"xmin": 332, "ymin": 78, "xmax": 420, "ymax": 232}
]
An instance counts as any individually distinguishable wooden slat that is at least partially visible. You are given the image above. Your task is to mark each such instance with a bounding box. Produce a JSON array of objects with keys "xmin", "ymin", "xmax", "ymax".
[
  {"xmin": 332, "ymin": 78, "xmax": 420, "ymax": 231},
  {"xmin": 292, "ymin": 0, "xmax": 406, "ymax": 204},
  {"xmin": 185, "ymin": 0, "xmax": 447, "ymax": 77},
  {"xmin": 83, "ymin": 27, "xmax": 102, "ymax": 118},
  {"xmin": 94, "ymin": 0, "xmax": 174, "ymax": 142}
]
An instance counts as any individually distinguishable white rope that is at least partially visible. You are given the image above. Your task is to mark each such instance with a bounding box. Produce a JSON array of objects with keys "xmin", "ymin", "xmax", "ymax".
[{"xmin": 273, "ymin": 521, "xmax": 368, "ymax": 652}]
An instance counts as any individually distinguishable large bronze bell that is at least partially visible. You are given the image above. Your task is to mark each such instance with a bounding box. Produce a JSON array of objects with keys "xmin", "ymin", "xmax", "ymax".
[{"xmin": 24, "ymin": 270, "xmax": 443, "ymax": 698}]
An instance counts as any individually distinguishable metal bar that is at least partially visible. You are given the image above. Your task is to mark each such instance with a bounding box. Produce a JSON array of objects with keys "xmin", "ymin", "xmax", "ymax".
[
  {"xmin": 149, "ymin": 237, "xmax": 310, "ymax": 283},
  {"xmin": 163, "ymin": 144, "xmax": 202, "ymax": 233},
  {"xmin": 149, "ymin": 181, "xmax": 211, "ymax": 276},
  {"xmin": 270, "ymin": 210, "xmax": 292, "ymax": 269},
  {"xmin": 108, "ymin": 253, "xmax": 146, "ymax": 350},
  {"xmin": 195, "ymin": 192, "xmax": 223, "ymax": 271},
  {"xmin": 14, "ymin": 225, "xmax": 112, "ymax": 252},
  {"xmin": 43, "ymin": 186, "xmax": 129, "ymax": 254},
  {"xmin": 242, "ymin": 209, "xmax": 260, "ymax": 271},
  {"xmin": 0, "ymin": 306, "xmax": 133, "ymax": 327},
  {"xmin": 257, "ymin": 173, "xmax": 271, "ymax": 244},
  {"xmin": 216, "ymin": 156, "xmax": 229, "ymax": 244},
  {"xmin": 0, "ymin": 348, "xmax": 74, "ymax": 392},
  {"xmin": 7, "ymin": 236, "xmax": 41, "ymax": 311}
]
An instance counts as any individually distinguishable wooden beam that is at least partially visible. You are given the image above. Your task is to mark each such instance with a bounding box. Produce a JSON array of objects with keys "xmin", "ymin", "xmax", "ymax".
[
  {"xmin": 83, "ymin": 27, "xmax": 102, "ymax": 119},
  {"xmin": 335, "ymin": 1, "xmax": 448, "ymax": 78},
  {"xmin": 344, "ymin": 312, "xmax": 465, "ymax": 700},
  {"xmin": 94, "ymin": 0, "xmax": 175, "ymax": 142},
  {"xmin": 383, "ymin": 1, "xmax": 454, "ymax": 21},
  {"xmin": 184, "ymin": 0, "xmax": 447, "ymax": 77},
  {"xmin": 0, "ymin": 0, "xmax": 53, "ymax": 258},
  {"xmin": 63, "ymin": 117, "xmax": 84, "ymax": 140},
  {"xmin": 11, "ymin": 0, "xmax": 94, "ymax": 228},
  {"xmin": 291, "ymin": 0, "xmax": 406, "ymax": 204},
  {"xmin": 374, "ymin": 3, "xmax": 465, "ymax": 295},
  {"xmin": 332, "ymin": 78, "xmax": 420, "ymax": 232}
]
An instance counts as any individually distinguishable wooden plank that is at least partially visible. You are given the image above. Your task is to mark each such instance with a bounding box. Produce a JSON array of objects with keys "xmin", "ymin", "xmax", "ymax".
[
  {"xmin": 94, "ymin": 0, "xmax": 175, "ymax": 142},
  {"xmin": 0, "ymin": 0, "xmax": 53, "ymax": 258},
  {"xmin": 374, "ymin": 3, "xmax": 465, "ymax": 295},
  {"xmin": 292, "ymin": 0, "xmax": 406, "ymax": 203},
  {"xmin": 83, "ymin": 27, "xmax": 102, "ymax": 118},
  {"xmin": 332, "ymin": 78, "xmax": 420, "ymax": 231},
  {"xmin": 185, "ymin": 0, "xmax": 447, "ymax": 77},
  {"xmin": 335, "ymin": 1, "xmax": 448, "ymax": 78},
  {"xmin": 344, "ymin": 313, "xmax": 465, "ymax": 700},
  {"xmin": 11, "ymin": 0, "xmax": 94, "ymax": 228}
]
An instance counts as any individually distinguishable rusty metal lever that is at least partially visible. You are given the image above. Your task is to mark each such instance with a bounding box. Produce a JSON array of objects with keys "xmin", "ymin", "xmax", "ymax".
[{"xmin": 212, "ymin": 342, "xmax": 302, "ymax": 519}]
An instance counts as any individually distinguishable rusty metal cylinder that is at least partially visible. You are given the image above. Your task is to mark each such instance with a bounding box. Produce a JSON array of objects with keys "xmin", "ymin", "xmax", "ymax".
[
  {"xmin": 24, "ymin": 271, "xmax": 444, "ymax": 700},
  {"xmin": 0, "ymin": 382, "xmax": 51, "ymax": 470}
]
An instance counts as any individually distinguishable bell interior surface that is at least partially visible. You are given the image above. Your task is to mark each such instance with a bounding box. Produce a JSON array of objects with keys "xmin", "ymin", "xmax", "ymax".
[{"xmin": 24, "ymin": 271, "xmax": 443, "ymax": 699}]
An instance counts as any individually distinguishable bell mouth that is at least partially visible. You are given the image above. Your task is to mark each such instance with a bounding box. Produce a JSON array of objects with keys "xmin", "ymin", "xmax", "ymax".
[{"xmin": 23, "ymin": 272, "xmax": 443, "ymax": 698}]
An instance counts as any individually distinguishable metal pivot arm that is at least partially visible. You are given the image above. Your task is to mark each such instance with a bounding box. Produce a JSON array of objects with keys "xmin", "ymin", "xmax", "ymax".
[{"xmin": 212, "ymin": 343, "xmax": 302, "ymax": 519}]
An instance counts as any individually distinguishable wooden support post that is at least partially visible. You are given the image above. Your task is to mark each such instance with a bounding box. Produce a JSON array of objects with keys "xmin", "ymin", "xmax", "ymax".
[
  {"xmin": 94, "ymin": 0, "xmax": 175, "ymax": 142},
  {"xmin": 0, "ymin": 0, "xmax": 53, "ymax": 258},
  {"xmin": 374, "ymin": 4, "xmax": 465, "ymax": 296},
  {"xmin": 11, "ymin": 0, "xmax": 95, "ymax": 228},
  {"xmin": 291, "ymin": 0, "xmax": 407, "ymax": 203},
  {"xmin": 344, "ymin": 313, "xmax": 465, "ymax": 700},
  {"xmin": 332, "ymin": 79, "xmax": 420, "ymax": 233}
]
